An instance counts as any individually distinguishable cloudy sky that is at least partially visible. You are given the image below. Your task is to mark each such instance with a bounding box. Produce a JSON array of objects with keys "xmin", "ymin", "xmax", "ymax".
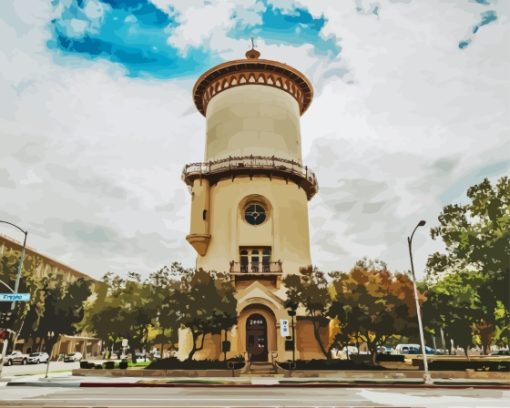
[{"xmin": 0, "ymin": 0, "xmax": 508, "ymax": 280}]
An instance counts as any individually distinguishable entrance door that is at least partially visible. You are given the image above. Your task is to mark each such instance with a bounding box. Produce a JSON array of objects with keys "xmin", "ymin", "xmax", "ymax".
[{"xmin": 246, "ymin": 314, "xmax": 268, "ymax": 361}]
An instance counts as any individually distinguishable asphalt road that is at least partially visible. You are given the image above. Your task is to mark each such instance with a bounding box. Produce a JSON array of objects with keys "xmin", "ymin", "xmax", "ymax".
[
  {"xmin": 0, "ymin": 361, "xmax": 79, "ymax": 377},
  {"xmin": 0, "ymin": 386, "xmax": 508, "ymax": 407}
]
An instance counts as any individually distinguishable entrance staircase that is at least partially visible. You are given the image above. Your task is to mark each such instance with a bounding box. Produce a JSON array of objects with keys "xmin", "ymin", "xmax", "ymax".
[{"xmin": 242, "ymin": 361, "xmax": 284, "ymax": 377}]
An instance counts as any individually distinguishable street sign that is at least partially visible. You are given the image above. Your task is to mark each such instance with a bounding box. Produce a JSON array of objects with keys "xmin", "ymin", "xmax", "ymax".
[
  {"xmin": 0, "ymin": 293, "xmax": 31, "ymax": 302},
  {"xmin": 280, "ymin": 319, "xmax": 290, "ymax": 337}
]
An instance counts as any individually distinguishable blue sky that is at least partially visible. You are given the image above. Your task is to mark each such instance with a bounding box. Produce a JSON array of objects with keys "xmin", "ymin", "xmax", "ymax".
[
  {"xmin": 49, "ymin": 0, "xmax": 341, "ymax": 78},
  {"xmin": 0, "ymin": 0, "xmax": 508, "ymax": 278}
]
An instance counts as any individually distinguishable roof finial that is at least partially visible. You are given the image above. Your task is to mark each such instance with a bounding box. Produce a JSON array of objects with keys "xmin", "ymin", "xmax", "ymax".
[{"xmin": 245, "ymin": 37, "xmax": 261, "ymax": 59}]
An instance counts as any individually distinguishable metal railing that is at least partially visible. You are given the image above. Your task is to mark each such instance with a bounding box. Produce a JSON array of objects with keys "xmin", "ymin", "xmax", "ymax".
[
  {"xmin": 229, "ymin": 261, "xmax": 282, "ymax": 275},
  {"xmin": 182, "ymin": 155, "xmax": 318, "ymax": 199}
]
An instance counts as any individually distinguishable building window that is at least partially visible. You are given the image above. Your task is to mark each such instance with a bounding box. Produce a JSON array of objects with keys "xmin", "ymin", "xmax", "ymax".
[
  {"xmin": 239, "ymin": 247, "xmax": 271, "ymax": 273},
  {"xmin": 244, "ymin": 203, "xmax": 266, "ymax": 225},
  {"xmin": 240, "ymin": 250, "xmax": 248, "ymax": 273}
]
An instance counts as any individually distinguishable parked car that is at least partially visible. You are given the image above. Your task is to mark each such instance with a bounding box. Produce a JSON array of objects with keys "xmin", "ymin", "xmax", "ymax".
[
  {"xmin": 4, "ymin": 351, "xmax": 29, "ymax": 365},
  {"xmin": 28, "ymin": 352, "xmax": 49, "ymax": 364},
  {"xmin": 377, "ymin": 346, "xmax": 393, "ymax": 354},
  {"xmin": 490, "ymin": 350, "xmax": 509, "ymax": 356},
  {"xmin": 64, "ymin": 352, "xmax": 83, "ymax": 362},
  {"xmin": 394, "ymin": 344, "xmax": 439, "ymax": 355},
  {"xmin": 133, "ymin": 353, "xmax": 147, "ymax": 363}
]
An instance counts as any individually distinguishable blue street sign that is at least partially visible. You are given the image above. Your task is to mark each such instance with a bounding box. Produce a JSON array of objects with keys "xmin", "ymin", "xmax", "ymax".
[{"xmin": 0, "ymin": 293, "xmax": 31, "ymax": 302}]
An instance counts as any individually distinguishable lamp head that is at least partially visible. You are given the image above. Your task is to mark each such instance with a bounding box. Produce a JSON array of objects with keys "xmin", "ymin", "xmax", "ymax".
[{"xmin": 418, "ymin": 220, "xmax": 426, "ymax": 227}]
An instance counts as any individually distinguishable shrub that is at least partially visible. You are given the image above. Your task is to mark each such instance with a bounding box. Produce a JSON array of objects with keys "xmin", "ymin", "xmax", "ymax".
[
  {"xmin": 277, "ymin": 359, "xmax": 386, "ymax": 370},
  {"xmin": 146, "ymin": 356, "xmax": 245, "ymax": 370},
  {"xmin": 376, "ymin": 354, "xmax": 405, "ymax": 362},
  {"xmin": 103, "ymin": 361, "xmax": 115, "ymax": 369},
  {"xmin": 118, "ymin": 360, "xmax": 128, "ymax": 369},
  {"xmin": 413, "ymin": 359, "xmax": 510, "ymax": 371},
  {"xmin": 79, "ymin": 361, "xmax": 94, "ymax": 369},
  {"xmin": 94, "ymin": 364, "xmax": 103, "ymax": 369}
]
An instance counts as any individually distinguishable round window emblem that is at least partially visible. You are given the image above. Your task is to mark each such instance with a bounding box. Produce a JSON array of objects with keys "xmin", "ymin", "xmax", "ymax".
[{"xmin": 244, "ymin": 203, "xmax": 266, "ymax": 225}]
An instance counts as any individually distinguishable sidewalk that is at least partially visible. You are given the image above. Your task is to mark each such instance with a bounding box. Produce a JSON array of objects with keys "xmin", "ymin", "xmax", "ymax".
[{"xmin": 5, "ymin": 374, "xmax": 510, "ymax": 389}]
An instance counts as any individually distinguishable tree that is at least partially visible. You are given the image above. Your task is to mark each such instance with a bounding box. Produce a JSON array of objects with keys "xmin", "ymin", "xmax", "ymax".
[
  {"xmin": 32, "ymin": 276, "xmax": 92, "ymax": 355},
  {"xmin": 170, "ymin": 268, "xmax": 237, "ymax": 361},
  {"xmin": 80, "ymin": 272, "xmax": 154, "ymax": 361},
  {"xmin": 428, "ymin": 176, "xmax": 510, "ymax": 351},
  {"xmin": 283, "ymin": 266, "xmax": 331, "ymax": 359},
  {"xmin": 329, "ymin": 259, "xmax": 419, "ymax": 365},
  {"xmin": 422, "ymin": 272, "xmax": 483, "ymax": 356},
  {"xmin": 0, "ymin": 251, "xmax": 42, "ymax": 340}
]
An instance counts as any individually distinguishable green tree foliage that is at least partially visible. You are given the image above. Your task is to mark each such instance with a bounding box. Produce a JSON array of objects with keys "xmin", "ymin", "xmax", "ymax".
[
  {"xmin": 422, "ymin": 272, "xmax": 483, "ymax": 356},
  {"xmin": 283, "ymin": 266, "xmax": 331, "ymax": 359},
  {"xmin": 427, "ymin": 176, "xmax": 510, "ymax": 351},
  {"xmin": 170, "ymin": 268, "xmax": 237, "ymax": 361},
  {"xmin": 1, "ymin": 250, "xmax": 91, "ymax": 354},
  {"xmin": 329, "ymin": 259, "xmax": 419, "ymax": 365},
  {"xmin": 79, "ymin": 271, "xmax": 156, "ymax": 361},
  {"xmin": 0, "ymin": 251, "xmax": 42, "ymax": 335},
  {"xmin": 81, "ymin": 265, "xmax": 237, "ymax": 361}
]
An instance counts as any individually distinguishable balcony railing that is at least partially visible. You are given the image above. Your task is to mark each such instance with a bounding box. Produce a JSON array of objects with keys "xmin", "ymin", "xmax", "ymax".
[
  {"xmin": 182, "ymin": 155, "xmax": 318, "ymax": 199},
  {"xmin": 229, "ymin": 261, "xmax": 282, "ymax": 275}
]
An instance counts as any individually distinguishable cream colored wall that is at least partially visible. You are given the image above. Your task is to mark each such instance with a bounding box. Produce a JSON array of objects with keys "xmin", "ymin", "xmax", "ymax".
[
  {"xmin": 189, "ymin": 178, "xmax": 210, "ymax": 236},
  {"xmin": 296, "ymin": 320, "xmax": 330, "ymax": 360},
  {"xmin": 205, "ymin": 86, "xmax": 302, "ymax": 163},
  {"xmin": 195, "ymin": 176, "xmax": 311, "ymax": 275}
]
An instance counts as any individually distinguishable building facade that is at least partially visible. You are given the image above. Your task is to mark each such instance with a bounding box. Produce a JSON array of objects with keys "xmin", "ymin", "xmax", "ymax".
[
  {"xmin": 179, "ymin": 48, "xmax": 327, "ymax": 362},
  {"xmin": 0, "ymin": 234, "xmax": 101, "ymax": 358}
]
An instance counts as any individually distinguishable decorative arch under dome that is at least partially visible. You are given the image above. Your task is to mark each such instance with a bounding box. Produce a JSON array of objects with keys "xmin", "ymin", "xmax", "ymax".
[{"xmin": 192, "ymin": 51, "xmax": 313, "ymax": 116}]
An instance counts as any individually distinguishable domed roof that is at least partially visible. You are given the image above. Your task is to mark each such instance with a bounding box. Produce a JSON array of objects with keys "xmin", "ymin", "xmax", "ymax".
[{"xmin": 192, "ymin": 49, "xmax": 313, "ymax": 116}]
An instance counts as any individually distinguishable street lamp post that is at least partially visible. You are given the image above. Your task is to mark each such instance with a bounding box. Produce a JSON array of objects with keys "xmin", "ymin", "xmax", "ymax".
[
  {"xmin": 407, "ymin": 220, "xmax": 432, "ymax": 384},
  {"xmin": 0, "ymin": 220, "xmax": 28, "ymax": 380}
]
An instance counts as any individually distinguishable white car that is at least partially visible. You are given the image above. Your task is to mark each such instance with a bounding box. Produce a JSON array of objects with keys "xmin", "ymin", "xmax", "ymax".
[
  {"xmin": 28, "ymin": 352, "xmax": 49, "ymax": 364},
  {"xmin": 64, "ymin": 352, "xmax": 82, "ymax": 362},
  {"xmin": 5, "ymin": 351, "xmax": 29, "ymax": 365}
]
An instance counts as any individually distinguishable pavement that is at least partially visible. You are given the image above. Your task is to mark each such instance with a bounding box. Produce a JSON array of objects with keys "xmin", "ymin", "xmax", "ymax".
[{"xmin": 0, "ymin": 385, "xmax": 509, "ymax": 407}]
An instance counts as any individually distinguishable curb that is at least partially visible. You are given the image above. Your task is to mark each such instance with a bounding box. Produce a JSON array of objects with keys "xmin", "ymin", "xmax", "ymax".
[
  {"xmin": 77, "ymin": 382, "xmax": 510, "ymax": 389},
  {"xmin": 7, "ymin": 382, "xmax": 80, "ymax": 388}
]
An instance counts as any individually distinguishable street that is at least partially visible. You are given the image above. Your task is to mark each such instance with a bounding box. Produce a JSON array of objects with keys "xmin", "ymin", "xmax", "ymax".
[
  {"xmin": 0, "ymin": 361, "xmax": 79, "ymax": 377},
  {"xmin": 0, "ymin": 386, "xmax": 508, "ymax": 407}
]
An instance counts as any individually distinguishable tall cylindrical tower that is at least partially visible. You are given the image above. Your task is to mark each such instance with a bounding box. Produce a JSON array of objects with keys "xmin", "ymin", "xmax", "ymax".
[{"xmin": 180, "ymin": 49, "xmax": 322, "ymax": 362}]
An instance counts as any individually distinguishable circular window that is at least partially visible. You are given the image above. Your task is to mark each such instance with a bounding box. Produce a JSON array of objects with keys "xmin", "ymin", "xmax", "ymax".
[{"xmin": 244, "ymin": 203, "xmax": 266, "ymax": 225}]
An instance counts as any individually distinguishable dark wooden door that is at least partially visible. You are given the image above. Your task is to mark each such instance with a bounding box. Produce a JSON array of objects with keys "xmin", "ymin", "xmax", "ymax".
[{"xmin": 246, "ymin": 314, "xmax": 267, "ymax": 361}]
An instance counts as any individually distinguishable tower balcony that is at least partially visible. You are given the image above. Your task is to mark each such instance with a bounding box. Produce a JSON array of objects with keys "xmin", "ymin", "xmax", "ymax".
[
  {"xmin": 229, "ymin": 261, "xmax": 282, "ymax": 276},
  {"xmin": 182, "ymin": 155, "xmax": 318, "ymax": 200}
]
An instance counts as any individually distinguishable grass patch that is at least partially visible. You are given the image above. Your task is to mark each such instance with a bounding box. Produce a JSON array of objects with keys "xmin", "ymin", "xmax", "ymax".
[{"xmin": 128, "ymin": 361, "xmax": 152, "ymax": 368}]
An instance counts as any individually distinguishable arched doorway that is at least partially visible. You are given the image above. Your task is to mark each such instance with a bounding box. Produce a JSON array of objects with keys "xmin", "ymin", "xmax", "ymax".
[{"xmin": 246, "ymin": 313, "xmax": 267, "ymax": 361}]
